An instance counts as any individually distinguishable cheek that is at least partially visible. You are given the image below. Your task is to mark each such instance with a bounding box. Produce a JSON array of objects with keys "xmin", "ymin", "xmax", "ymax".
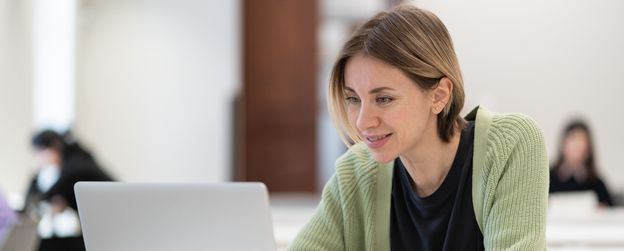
[
  {"xmin": 564, "ymin": 140, "xmax": 584, "ymax": 159},
  {"xmin": 34, "ymin": 155, "xmax": 44, "ymax": 165},
  {"xmin": 563, "ymin": 140, "xmax": 575, "ymax": 154},
  {"xmin": 346, "ymin": 108, "xmax": 359, "ymax": 129},
  {"xmin": 347, "ymin": 107, "xmax": 357, "ymax": 123},
  {"xmin": 388, "ymin": 104, "xmax": 428, "ymax": 131}
]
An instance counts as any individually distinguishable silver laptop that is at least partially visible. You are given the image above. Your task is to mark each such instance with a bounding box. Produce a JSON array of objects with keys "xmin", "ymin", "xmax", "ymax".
[
  {"xmin": 75, "ymin": 182, "xmax": 277, "ymax": 251},
  {"xmin": 548, "ymin": 191, "xmax": 597, "ymax": 221}
]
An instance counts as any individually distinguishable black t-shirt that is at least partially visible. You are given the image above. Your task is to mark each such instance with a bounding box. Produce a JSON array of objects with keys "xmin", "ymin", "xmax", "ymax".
[
  {"xmin": 549, "ymin": 171, "xmax": 614, "ymax": 206},
  {"xmin": 391, "ymin": 121, "xmax": 483, "ymax": 251}
]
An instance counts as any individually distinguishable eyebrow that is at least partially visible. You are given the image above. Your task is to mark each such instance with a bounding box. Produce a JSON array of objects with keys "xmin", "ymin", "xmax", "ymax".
[{"xmin": 344, "ymin": 86, "xmax": 396, "ymax": 94}]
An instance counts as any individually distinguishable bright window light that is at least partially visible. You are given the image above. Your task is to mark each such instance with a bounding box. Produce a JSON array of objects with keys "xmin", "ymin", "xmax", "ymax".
[{"xmin": 33, "ymin": 0, "xmax": 76, "ymax": 132}]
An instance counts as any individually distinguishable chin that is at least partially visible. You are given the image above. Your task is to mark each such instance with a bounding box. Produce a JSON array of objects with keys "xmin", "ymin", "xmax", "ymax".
[{"xmin": 370, "ymin": 151, "xmax": 397, "ymax": 164}]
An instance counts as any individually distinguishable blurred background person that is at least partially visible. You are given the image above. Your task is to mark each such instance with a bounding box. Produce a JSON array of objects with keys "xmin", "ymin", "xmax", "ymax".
[
  {"xmin": 23, "ymin": 129, "xmax": 114, "ymax": 251},
  {"xmin": 550, "ymin": 119, "xmax": 614, "ymax": 207}
]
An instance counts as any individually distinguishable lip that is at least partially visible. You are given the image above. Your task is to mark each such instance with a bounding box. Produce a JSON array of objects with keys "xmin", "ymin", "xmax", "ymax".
[{"xmin": 363, "ymin": 133, "xmax": 392, "ymax": 149}]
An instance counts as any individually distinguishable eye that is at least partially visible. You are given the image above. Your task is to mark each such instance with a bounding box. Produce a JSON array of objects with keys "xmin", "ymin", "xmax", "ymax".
[
  {"xmin": 376, "ymin": 96, "xmax": 394, "ymax": 105},
  {"xmin": 345, "ymin": 96, "xmax": 360, "ymax": 105}
]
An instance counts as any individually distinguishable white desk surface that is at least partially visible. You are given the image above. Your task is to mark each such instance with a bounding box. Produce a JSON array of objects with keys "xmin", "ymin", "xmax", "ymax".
[
  {"xmin": 271, "ymin": 195, "xmax": 624, "ymax": 250},
  {"xmin": 547, "ymin": 207, "xmax": 624, "ymax": 248}
]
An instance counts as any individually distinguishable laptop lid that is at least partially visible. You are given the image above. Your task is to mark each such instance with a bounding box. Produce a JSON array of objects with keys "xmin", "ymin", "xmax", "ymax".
[
  {"xmin": 75, "ymin": 182, "xmax": 277, "ymax": 251},
  {"xmin": 548, "ymin": 191, "xmax": 597, "ymax": 220}
]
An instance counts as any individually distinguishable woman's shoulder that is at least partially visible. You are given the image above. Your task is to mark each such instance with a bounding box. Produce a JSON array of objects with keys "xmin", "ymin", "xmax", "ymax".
[
  {"xmin": 476, "ymin": 111, "xmax": 547, "ymax": 173},
  {"xmin": 490, "ymin": 112, "xmax": 542, "ymax": 134},
  {"xmin": 486, "ymin": 112, "xmax": 545, "ymax": 149},
  {"xmin": 469, "ymin": 106, "xmax": 544, "ymax": 154}
]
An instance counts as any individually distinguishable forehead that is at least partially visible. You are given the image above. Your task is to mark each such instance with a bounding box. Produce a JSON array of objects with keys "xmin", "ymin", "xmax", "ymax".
[
  {"xmin": 344, "ymin": 54, "xmax": 413, "ymax": 91},
  {"xmin": 568, "ymin": 128, "xmax": 588, "ymax": 138}
]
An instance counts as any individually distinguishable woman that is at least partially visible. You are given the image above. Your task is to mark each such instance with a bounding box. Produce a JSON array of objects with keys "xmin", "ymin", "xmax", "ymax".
[
  {"xmin": 24, "ymin": 129, "xmax": 114, "ymax": 251},
  {"xmin": 550, "ymin": 120, "xmax": 614, "ymax": 207},
  {"xmin": 288, "ymin": 5, "xmax": 548, "ymax": 250}
]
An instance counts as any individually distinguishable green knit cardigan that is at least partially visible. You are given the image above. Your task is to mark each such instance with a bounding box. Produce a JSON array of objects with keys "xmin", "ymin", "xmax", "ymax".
[{"xmin": 288, "ymin": 106, "xmax": 549, "ymax": 251}]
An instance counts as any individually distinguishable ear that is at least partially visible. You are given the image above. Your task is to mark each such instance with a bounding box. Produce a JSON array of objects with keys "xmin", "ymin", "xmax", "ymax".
[{"xmin": 430, "ymin": 77, "xmax": 453, "ymax": 115}]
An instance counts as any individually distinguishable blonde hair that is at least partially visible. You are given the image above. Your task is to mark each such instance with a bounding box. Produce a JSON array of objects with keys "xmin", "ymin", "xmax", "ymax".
[{"xmin": 328, "ymin": 5, "xmax": 465, "ymax": 145}]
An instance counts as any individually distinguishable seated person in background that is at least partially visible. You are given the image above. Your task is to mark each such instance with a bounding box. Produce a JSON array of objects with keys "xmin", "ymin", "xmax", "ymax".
[
  {"xmin": 0, "ymin": 190, "xmax": 18, "ymax": 242},
  {"xmin": 23, "ymin": 129, "xmax": 114, "ymax": 251},
  {"xmin": 550, "ymin": 119, "xmax": 614, "ymax": 207}
]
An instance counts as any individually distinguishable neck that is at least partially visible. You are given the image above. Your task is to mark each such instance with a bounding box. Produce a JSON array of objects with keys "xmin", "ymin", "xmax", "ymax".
[
  {"xmin": 559, "ymin": 160, "xmax": 587, "ymax": 181},
  {"xmin": 400, "ymin": 126, "xmax": 461, "ymax": 197}
]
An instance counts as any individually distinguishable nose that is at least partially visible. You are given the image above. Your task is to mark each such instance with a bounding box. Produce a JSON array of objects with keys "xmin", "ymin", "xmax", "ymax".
[{"xmin": 355, "ymin": 103, "xmax": 380, "ymax": 132}]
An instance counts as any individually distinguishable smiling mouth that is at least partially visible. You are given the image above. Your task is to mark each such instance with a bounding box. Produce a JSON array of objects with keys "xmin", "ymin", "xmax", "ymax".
[{"xmin": 366, "ymin": 133, "xmax": 392, "ymax": 142}]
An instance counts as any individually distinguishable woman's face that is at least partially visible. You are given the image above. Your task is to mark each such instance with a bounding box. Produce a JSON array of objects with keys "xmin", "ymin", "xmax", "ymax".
[
  {"xmin": 563, "ymin": 128, "xmax": 589, "ymax": 166},
  {"xmin": 34, "ymin": 147, "xmax": 61, "ymax": 167},
  {"xmin": 344, "ymin": 54, "xmax": 438, "ymax": 163}
]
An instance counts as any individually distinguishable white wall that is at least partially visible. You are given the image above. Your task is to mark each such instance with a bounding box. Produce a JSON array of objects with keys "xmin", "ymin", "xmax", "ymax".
[
  {"xmin": 0, "ymin": 0, "xmax": 34, "ymax": 199},
  {"xmin": 74, "ymin": 0, "xmax": 240, "ymax": 183},
  {"xmin": 416, "ymin": 0, "xmax": 624, "ymax": 191}
]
